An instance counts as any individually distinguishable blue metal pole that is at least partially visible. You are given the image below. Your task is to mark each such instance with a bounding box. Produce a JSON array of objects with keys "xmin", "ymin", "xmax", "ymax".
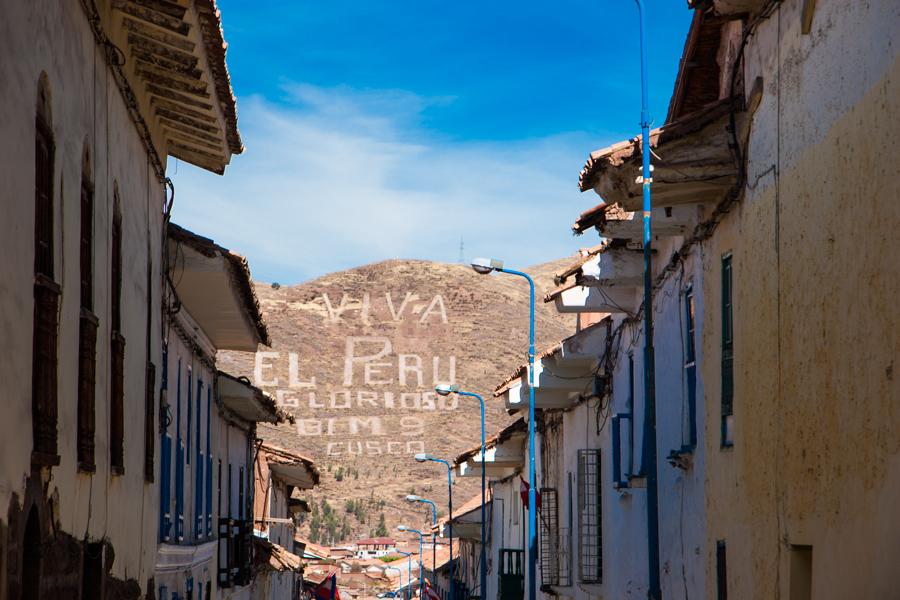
[
  {"xmin": 633, "ymin": 1, "xmax": 661, "ymax": 598},
  {"xmin": 398, "ymin": 551, "xmax": 413, "ymax": 600},
  {"xmin": 424, "ymin": 457, "xmax": 454, "ymax": 599},
  {"xmin": 494, "ymin": 267, "xmax": 536, "ymax": 600},
  {"xmin": 409, "ymin": 529, "xmax": 425, "ymax": 600},
  {"xmin": 414, "ymin": 498, "xmax": 438, "ymax": 586},
  {"xmin": 459, "ymin": 391, "xmax": 487, "ymax": 600}
]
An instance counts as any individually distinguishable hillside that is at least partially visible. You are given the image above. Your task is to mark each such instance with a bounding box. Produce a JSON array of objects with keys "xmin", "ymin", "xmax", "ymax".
[{"xmin": 218, "ymin": 258, "xmax": 575, "ymax": 546}]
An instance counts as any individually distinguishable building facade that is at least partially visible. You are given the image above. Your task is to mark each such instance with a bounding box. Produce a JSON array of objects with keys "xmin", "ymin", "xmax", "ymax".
[
  {"xmin": 155, "ymin": 224, "xmax": 276, "ymax": 600},
  {"xmin": 0, "ymin": 1, "xmax": 240, "ymax": 598}
]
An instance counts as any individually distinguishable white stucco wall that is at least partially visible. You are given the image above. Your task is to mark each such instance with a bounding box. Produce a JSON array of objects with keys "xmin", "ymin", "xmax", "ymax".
[{"xmin": 0, "ymin": 0, "xmax": 167, "ymax": 594}]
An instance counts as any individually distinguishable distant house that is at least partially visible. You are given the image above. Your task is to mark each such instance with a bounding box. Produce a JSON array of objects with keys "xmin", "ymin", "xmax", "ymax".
[{"xmin": 355, "ymin": 537, "xmax": 397, "ymax": 558}]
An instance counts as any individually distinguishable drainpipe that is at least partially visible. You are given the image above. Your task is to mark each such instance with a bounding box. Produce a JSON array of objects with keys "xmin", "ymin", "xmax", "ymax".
[{"xmin": 632, "ymin": 1, "xmax": 662, "ymax": 598}]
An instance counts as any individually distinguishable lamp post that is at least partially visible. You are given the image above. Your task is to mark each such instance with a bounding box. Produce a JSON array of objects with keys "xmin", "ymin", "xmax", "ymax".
[
  {"xmin": 470, "ymin": 257, "xmax": 536, "ymax": 600},
  {"xmin": 396, "ymin": 551, "xmax": 413, "ymax": 600},
  {"xmin": 621, "ymin": 2, "xmax": 662, "ymax": 598},
  {"xmin": 414, "ymin": 454, "xmax": 454, "ymax": 600},
  {"xmin": 398, "ymin": 526, "xmax": 425, "ymax": 600},
  {"xmin": 385, "ymin": 565, "xmax": 403, "ymax": 600},
  {"xmin": 435, "ymin": 384, "xmax": 487, "ymax": 600},
  {"xmin": 406, "ymin": 494, "xmax": 438, "ymax": 589}
]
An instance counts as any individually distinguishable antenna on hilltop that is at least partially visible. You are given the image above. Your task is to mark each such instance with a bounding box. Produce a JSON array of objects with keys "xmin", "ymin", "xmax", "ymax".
[{"xmin": 458, "ymin": 236, "xmax": 465, "ymax": 264}]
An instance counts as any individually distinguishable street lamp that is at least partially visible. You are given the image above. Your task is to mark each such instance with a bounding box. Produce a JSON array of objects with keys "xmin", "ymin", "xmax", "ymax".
[
  {"xmin": 406, "ymin": 494, "xmax": 438, "ymax": 589},
  {"xmin": 396, "ymin": 551, "xmax": 413, "ymax": 600},
  {"xmin": 470, "ymin": 257, "xmax": 536, "ymax": 600},
  {"xmin": 414, "ymin": 454, "xmax": 454, "ymax": 600},
  {"xmin": 435, "ymin": 384, "xmax": 487, "ymax": 600},
  {"xmin": 397, "ymin": 525, "xmax": 425, "ymax": 600},
  {"xmin": 384, "ymin": 566, "xmax": 404, "ymax": 600}
]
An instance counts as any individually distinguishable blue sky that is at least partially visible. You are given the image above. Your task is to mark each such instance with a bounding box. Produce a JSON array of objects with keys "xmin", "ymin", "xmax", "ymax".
[{"xmin": 169, "ymin": 1, "xmax": 692, "ymax": 284}]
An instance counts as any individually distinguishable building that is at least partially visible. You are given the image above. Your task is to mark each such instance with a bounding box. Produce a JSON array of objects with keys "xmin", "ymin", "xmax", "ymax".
[
  {"xmin": 355, "ymin": 537, "xmax": 396, "ymax": 559},
  {"xmin": 156, "ymin": 224, "xmax": 278, "ymax": 600},
  {"xmin": 480, "ymin": 1, "xmax": 900, "ymax": 599},
  {"xmin": 574, "ymin": 0, "xmax": 900, "ymax": 597},
  {"xmin": 252, "ymin": 443, "xmax": 319, "ymax": 600},
  {"xmin": 0, "ymin": 1, "xmax": 241, "ymax": 598}
]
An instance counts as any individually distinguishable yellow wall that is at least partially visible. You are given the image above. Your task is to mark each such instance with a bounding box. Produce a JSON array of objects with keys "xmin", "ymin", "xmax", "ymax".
[{"xmin": 701, "ymin": 0, "xmax": 900, "ymax": 597}]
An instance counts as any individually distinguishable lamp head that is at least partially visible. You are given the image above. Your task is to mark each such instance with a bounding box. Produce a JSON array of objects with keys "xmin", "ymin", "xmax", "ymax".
[
  {"xmin": 406, "ymin": 494, "xmax": 421, "ymax": 502},
  {"xmin": 471, "ymin": 257, "xmax": 502, "ymax": 275},
  {"xmin": 434, "ymin": 383, "xmax": 459, "ymax": 396},
  {"xmin": 414, "ymin": 453, "xmax": 431, "ymax": 462},
  {"xmin": 397, "ymin": 525, "xmax": 408, "ymax": 532}
]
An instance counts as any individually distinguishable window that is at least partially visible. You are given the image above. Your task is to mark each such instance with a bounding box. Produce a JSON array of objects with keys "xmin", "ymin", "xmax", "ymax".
[
  {"xmin": 110, "ymin": 198, "xmax": 125, "ymax": 473},
  {"xmin": 538, "ymin": 487, "xmax": 570, "ymax": 587},
  {"xmin": 195, "ymin": 378, "xmax": 204, "ymax": 538},
  {"xmin": 577, "ymin": 449, "xmax": 602, "ymax": 583},
  {"xmin": 684, "ymin": 285, "xmax": 698, "ymax": 449},
  {"xmin": 721, "ymin": 254, "xmax": 734, "ymax": 447},
  {"xmin": 206, "ymin": 387, "xmax": 213, "ymax": 536},
  {"xmin": 716, "ymin": 540, "xmax": 727, "ymax": 600},
  {"xmin": 77, "ymin": 161, "xmax": 98, "ymax": 472},
  {"xmin": 612, "ymin": 355, "xmax": 635, "ymax": 487},
  {"xmin": 32, "ymin": 76, "xmax": 61, "ymax": 466},
  {"xmin": 187, "ymin": 366, "xmax": 193, "ymax": 463},
  {"xmin": 175, "ymin": 359, "xmax": 185, "ymax": 541},
  {"xmin": 144, "ymin": 362, "xmax": 156, "ymax": 481},
  {"xmin": 789, "ymin": 545, "xmax": 812, "ymax": 600},
  {"xmin": 160, "ymin": 348, "xmax": 172, "ymax": 542}
]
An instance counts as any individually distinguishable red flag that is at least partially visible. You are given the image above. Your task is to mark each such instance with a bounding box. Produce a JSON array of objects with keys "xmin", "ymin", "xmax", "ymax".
[
  {"xmin": 314, "ymin": 573, "xmax": 340, "ymax": 600},
  {"xmin": 519, "ymin": 476, "xmax": 541, "ymax": 509},
  {"xmin": 423, "ymin": 580, "xmax": 442, "ymax": 600}
]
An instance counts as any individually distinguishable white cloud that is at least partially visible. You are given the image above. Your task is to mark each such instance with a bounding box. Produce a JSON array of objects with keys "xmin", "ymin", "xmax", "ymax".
[{"xmin": 168, "ymin": 84, "xmax": 608, "ymax": 284}]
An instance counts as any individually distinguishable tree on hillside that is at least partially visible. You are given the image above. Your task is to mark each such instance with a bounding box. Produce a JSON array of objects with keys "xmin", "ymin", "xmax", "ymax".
[{"xmin": 373, "ymin": 512, "xmax": 388, "ymax": 537}]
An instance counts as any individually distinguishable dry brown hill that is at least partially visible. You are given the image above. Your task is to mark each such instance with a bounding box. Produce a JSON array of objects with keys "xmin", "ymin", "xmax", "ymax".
[{"xmin": 219, "ymin": 258, "xmax": 575, "ymax": 546}]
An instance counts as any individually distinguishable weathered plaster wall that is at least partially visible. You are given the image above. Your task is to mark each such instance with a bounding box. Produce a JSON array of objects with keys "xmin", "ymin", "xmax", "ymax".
[
  {"xmin": 702, "ymin": 0, "xmax": 900, "ymax": 597},
  {"xmin": 0, "ymin": 0, "xmax": 167, "ymax": 596}
]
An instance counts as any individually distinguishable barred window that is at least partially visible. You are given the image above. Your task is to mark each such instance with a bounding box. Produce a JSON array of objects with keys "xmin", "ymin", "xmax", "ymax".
[
  {"xmin": 77, "ymin": 161, "xmax": 98, "ymax": 472},
  {"xmin": 721, "ymin": 253, "xmax": 734, "ymax": 447},
  {"xmin": 31, "ymin": 76, "xmax": 60, "ymax": 466},
  {"xmin": 110, "ymin": 198, "xmax": 125, "ymax": 474},
  {"xmin": 577, "ymin": 449, "xmax": 602, "ymax": 583},
  {"xmin": 539, "ymin": 487, "xmax": 570, "ymax": 588}
]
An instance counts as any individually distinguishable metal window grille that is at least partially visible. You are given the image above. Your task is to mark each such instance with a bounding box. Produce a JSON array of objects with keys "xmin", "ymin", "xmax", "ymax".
[
  {"xmin": 538, "ymin": 487, "xmax": 570, "ymax": 587},
  {"xmin": 577, "ymin": 449, "xmax": 602, "ymax": 583},
  {"xmin": 721, "ymin": 254, "xmax": 734, "ymax": 446}
]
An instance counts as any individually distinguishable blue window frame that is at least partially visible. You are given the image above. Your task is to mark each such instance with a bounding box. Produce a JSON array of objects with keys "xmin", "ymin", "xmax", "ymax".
[
  {"xmin": 187, "ymin": 367, "xmax": 192, "ymax": 463},
  {"xmin": 175, "ymin": 359, "xmax": 185, "ymax": 541},
  {"xmin": 195, "ymin": 377, "xmax": 204, "ymax": 539},
  {"xmin": 206, "ymin": 386, "xmax": 213, "ymax": 536},
  {"xmin": 721, "ymin": 254, "xmax": 734, "ymax": 447},
  {"xmin": 612, "ymin": 354, "xmax": 635, "ymax": 488},
  {"xmin": 684, "ymin": 285, "xmax": 698, "ymax": 449},
  {"xmin": 159, "ymin": 345, "xmax": 172, "ymax": 541}
]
